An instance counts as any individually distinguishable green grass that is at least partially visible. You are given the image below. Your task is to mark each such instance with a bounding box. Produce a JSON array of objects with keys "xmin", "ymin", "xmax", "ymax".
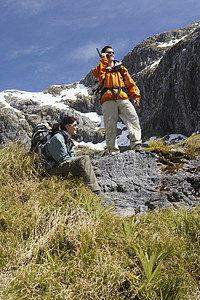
[
  {"xmin": 145, "ymin": 134, "xmax": 200, "ymax": 174},
  {"xmin": 0, "ymin": 143, "xmax": 199, "ymax": 299},
  {"xmin": 146, "ymin": 134, "xmax": 200, "ymax": 155}
]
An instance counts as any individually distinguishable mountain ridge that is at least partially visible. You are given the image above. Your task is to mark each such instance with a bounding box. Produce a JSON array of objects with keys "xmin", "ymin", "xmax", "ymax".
[{"xmin": 0, "ymin": 20, "xmax": 200, "ymax": 148}]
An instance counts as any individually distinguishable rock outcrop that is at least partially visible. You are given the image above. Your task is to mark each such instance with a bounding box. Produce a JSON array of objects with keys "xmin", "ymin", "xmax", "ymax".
[
  {"xmin": 134, "ymin": 23, "xmax": 200, "ymax": 138},
  {"xmin": 94, "ymin": 150, "xmax": 200, "ymax": 216},
  {"xmin": 0, "ymin": 90, "xmax": 104, "ymax": 148},
  {"xmin": 0, "ymin": 21, "xmax": 200, "ymax": 149}
]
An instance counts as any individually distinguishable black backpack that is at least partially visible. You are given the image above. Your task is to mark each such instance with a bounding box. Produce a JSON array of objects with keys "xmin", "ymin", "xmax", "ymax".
[
  {"xmin": 30, "ymin": 122, "xmax": 69, "ymax": 164},
  {"xmin": 30, "ymin": 121, "xmax": 53, "ymax": 162}
]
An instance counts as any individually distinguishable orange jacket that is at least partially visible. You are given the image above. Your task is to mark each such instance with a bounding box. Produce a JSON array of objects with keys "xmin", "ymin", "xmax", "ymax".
[{"xmin": 93, "ymin": 57, "xmax": 141, "ymax": 105}]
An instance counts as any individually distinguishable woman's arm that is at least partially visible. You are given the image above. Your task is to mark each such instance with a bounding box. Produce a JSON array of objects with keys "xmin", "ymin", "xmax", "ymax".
[{"xmin": 46, "ymin": 133, "xmax": 72, "ymax": 162}]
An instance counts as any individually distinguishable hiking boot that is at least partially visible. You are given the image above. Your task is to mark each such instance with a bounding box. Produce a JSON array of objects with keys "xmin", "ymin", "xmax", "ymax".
[
  {"xmin": 103, "ymin": 149, "xmax": 120, "ymax": 156},
  {"xmin": 110, "ymin": 150, "xmax": 120, "ymax": 155},
  {"xmin": 133, "ymin": 144, "xmax": 142, "ymax": 152}
]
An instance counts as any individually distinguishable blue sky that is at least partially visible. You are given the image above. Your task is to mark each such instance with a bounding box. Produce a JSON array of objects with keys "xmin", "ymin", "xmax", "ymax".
[{"xmin": 0, "ymin": 0, "xmax": 199, "ymax": 92}]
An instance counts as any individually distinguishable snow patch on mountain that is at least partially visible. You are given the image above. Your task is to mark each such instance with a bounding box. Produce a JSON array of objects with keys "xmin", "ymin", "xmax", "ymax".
[
  {"xmin": 156, "ymin": 35, "xmax": 187, "ymax": 48},
  {"xmin": 60, "ymin": 83, "xmax": 88, "ymax": 100},
  {"xmin": 0, "ymin": 83, "xmax": 88, "ymax": 110},
  {"xmin": 0, "ymin": 83, "xmax": 189, "ymax": 151}
]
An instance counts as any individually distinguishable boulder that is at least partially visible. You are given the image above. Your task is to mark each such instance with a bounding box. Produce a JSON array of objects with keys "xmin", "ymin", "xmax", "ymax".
[{"xmin": 94, "ymin": 150, "xmax": 200, "ymax": 216}]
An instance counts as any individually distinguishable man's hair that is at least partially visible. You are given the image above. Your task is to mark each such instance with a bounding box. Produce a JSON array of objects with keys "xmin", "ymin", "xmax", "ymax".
[
  {"xmin": 101, "ymin": 46, "xmax": 113, "ymax": 54},
  {"xmin": 52, "ymin": 116, "xmax": 77, "ymax": 133}
]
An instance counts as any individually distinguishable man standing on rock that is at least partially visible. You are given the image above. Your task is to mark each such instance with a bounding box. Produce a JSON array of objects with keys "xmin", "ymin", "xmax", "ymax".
[{"xmin": 93, "ymin": 46, "xmax": 142, "ymax": 154}]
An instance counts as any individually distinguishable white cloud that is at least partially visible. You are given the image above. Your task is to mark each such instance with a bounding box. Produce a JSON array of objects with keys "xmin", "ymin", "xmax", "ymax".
[
  {"xmin": 0, "ymin": 0, "xmax": 62, "ymax": 15},
  {"xmin": 8, "ymin": 45, "xmax": 53, "ymax": 59},
  {"xmin": 71, "ymin": 38, "xmax": 130, "ymax": 62},
  {"xmin": 111, "ymin": 39, "xmax": 129, "ymax": 54},
  {"xmin": 34, "ymin": 62, "xmax": 56, "ymax": 75},
  {"xmin": 71, "ymin": 43, "xmax": 103, "ymax": 61}
]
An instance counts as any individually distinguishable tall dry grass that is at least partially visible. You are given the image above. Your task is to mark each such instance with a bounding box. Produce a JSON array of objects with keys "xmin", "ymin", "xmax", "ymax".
[{"xmin": 0, "ymin": 144, "xmax": 199, "ymax": 299}]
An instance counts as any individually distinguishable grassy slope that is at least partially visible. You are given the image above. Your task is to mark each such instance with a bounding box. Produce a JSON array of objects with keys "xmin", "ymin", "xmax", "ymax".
[{"xmin": 0, "ymin": 138, "xmax": 199, "ymax": 299}]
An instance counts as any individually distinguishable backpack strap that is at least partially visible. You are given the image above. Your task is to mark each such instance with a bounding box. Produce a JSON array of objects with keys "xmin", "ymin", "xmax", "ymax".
[
  {"xmin": 114, "ymin": 66, "xmax": 132, "ymax": 100},
  {"xmin": 94, "ymin": 65, "xmax": 132, "ymax": 101}
]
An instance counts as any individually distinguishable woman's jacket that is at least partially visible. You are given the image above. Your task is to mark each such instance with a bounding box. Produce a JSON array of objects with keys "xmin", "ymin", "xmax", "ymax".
[{"xmin": 45, "ymin": 130, "xmax": 76, "ymax": 169}]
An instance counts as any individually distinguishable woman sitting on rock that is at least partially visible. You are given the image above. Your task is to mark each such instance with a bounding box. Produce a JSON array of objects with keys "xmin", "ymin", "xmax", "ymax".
[{"xmin": 44, "ymin": 115, "xmax": 100, "ymax": 194}]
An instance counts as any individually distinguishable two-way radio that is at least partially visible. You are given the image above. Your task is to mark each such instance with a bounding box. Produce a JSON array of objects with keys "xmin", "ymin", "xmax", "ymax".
[
  {"xmin": 96, "ymin": 48, "xmax": 101, "ymax": 57},
  {"xmin": 96, "ymin": 48, "xmax": 109, "ymax": 59}
]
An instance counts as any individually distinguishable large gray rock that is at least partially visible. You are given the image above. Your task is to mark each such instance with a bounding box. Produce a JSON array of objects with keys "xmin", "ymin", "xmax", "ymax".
[
  {"xmin": 122, "ymin": 21, "xmax": 199, "ymax": 76},
  {"xmin": 136, "ymin": 25, "xmax": 200, "ymax": 138},
  {"xmin": 94, "ymin": 150, "xmax": 200, "ymax": 216},
  {"xmin": 81, "ymin": 21, "xmax": 200, "ymax": 139}
]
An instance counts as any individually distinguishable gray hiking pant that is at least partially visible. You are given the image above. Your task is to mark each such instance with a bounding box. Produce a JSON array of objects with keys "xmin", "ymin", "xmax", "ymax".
[
  {"xmin": 102, "ymin": 99, "xmax": 142, "ymax": 151},
  {"xmin": 47, "ymin": 155, "xmax": 100, "ymax": 193}
]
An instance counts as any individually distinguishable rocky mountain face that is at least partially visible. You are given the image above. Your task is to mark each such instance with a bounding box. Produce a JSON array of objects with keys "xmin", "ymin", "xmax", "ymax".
[
  {"xmin": 0, "ymin": 21, "xmax": 199, "ymax": 215},
  {"xmin": 82, "ymin": 21, "xmax": 200, "ymax": 139},
  {"xmin": 0, "ymin": 21, "xmax": 200, "ymax": 148},
  {"xmin": 131, "ymin": 22, "xmax": 200, "ymax": 138},
  {"xmin": 0, "ymin": 87, "xmax": 104, "ymax": 148},
  {"xmin": 94, "ymin": 150, "xmax": 200, "ymax": 216}
]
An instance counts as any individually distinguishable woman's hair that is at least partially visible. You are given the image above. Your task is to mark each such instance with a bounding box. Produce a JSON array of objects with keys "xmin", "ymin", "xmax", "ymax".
[
  {"xmin": 101, "ymin": 46, "xmax": 113, "ymax": 54},
  {"xmin": 52, "ymin": 116, "xmax": 77, "ymax": 134}
]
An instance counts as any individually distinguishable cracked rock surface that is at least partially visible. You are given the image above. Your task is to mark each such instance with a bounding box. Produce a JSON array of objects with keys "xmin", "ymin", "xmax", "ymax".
[{"xmin": 94, "ymin": 150, "xmax": 200, "ymax": 216}]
